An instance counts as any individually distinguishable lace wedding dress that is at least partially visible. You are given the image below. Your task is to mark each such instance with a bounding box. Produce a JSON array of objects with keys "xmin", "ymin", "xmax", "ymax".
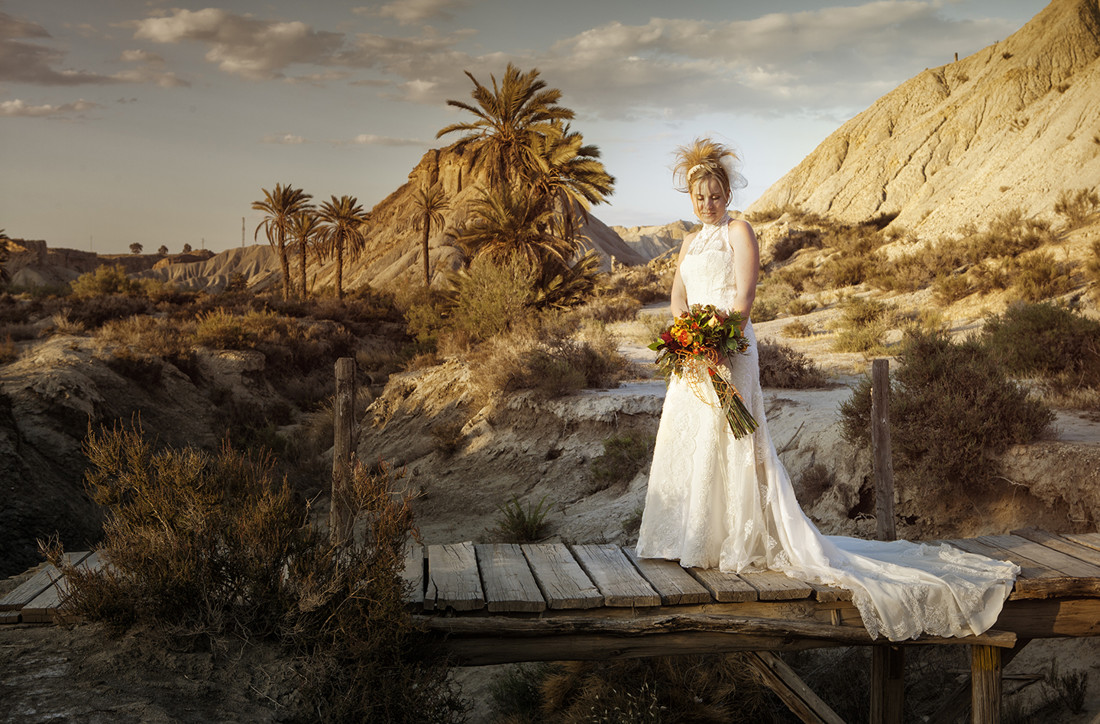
[{"xmin": 635, "ymin": 216, "xmax": 1018, "ymax": 641}]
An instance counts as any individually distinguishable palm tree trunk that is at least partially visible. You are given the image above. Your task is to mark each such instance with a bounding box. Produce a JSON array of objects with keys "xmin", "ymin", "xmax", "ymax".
[
  {"xmin": 336, "ymin": 240, "xmax": 344, "ymax": 300},
  {"xmin": 422, "ymin": 216, "xmax": 431, "ymax": 287},
  {"xmin": 299, "ymin": 238, "xmax": 308, "ymax": 299},
  {"xmin": 278, "ymin": 235, "xmax": 291, "ymax": 301}
]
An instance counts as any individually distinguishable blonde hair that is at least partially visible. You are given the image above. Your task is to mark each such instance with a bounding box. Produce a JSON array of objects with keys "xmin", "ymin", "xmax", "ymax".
[{"xmin": 672, "ymin": 137, "xmax": 746, "ymax": 196}]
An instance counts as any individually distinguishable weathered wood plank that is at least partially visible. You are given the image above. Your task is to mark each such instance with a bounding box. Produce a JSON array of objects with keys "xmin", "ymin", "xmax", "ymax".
[
  {"xmin": 476, "ymin": 544, "xmax": 546, "ymax": 613},
  {"xmin": 22, "ymin": 551, "xmax": 104, "ymax": 623},
  {"xmin": 624, "ymin": 549, "xmax": 711, "ymax": 605},
  {"xmin": 1013, "ymin": 529, "xmax": 1100, "ymax": 568},
  {"xmin": 944, "ymin": 539, "xmax": 1068, "ymax": 599},
  {"xmin": 1061, "ymin": 532, "xmax": 1100, "ymax": 554},
  {"xmin": 425, "ymin": 542, "xmax": 484, "ymax": 612},
  {"xmin": 0, "ymin": 611, "xmax": 21, "ymax": 624},
  {"xmin": 807, "ymin": 581, "xmax": 852, "ymax": 603},
  {"xmin": 870, "ymin": 645, "xmax": 905, "ymax": 724},
  {"xmin": 740, "ymin": 571, "xmax": 814, "ymax": 601},
  {"xmin": 402, "ymin": 544, "xmax": 424, "ymax": 606},
  {"xmin": 571, "ymin": 545, "xmax": 660, "ymax": 607},
  {"xmin": 0, "ymin": 551, "xmax": 91, "ymax": 611},
  {"xmin": 971, "ymin": 645, "xmax": 1002, "ymax": 724},
  {"xmin": 687, "ymin": 568, "xmax": 758, "ymax": 602},
  {"xmin": 748, "ymin": 650, "xmax": 847, "ymax": 724},
  {"xmin": 522, "ymin": 543, "xmax": 602, "ymax": 609},
  {"xmin": 977, "ymin": 535, "xmax": 1100, "ymax": 579}
]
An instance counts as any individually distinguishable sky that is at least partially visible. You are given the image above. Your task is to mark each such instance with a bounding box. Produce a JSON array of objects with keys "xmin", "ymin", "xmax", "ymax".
[{"xmin": 0, "ymin": 0, "xmax": 1048, "ymax": 255}]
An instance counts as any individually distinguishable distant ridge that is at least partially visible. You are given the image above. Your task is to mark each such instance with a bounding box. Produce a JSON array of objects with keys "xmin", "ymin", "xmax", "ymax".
[{"xmin": 749, "ymin": 0, "xmax": 1100, "ymax": 238}]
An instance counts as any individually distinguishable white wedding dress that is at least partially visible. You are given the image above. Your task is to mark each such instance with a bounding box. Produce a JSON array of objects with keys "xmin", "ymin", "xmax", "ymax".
[{"xmin": 636, "ymin": 216, "xmax": 1018, "ymax": 641}]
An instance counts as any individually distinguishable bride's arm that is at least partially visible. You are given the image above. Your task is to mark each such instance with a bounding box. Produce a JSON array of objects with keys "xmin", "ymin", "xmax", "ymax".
[
  {"xmin": 670, "ymin": 233, "xmax": 694, "ymax": 316},
  {"xmin": 728, "ymin": 219, "xmax": 759, "ymax": 326}
]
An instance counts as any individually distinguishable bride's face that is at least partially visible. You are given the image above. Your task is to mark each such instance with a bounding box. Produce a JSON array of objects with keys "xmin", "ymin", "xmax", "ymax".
[{"xmin": 691, "ymin": 176, "xmax": 729, "ymax": 225}]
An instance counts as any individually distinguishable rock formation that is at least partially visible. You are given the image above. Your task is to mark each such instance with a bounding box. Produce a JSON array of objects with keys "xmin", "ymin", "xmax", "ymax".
[
  {"xmin": 611, "ymin": 220, "xmax": 696, "ymax": 259},
  {"xmin": 749, "ymin": 0, "xmax": 1100, "ymax": 239}
]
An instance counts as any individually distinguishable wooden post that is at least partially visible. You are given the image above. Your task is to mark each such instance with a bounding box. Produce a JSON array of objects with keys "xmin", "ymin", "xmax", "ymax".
[
  {"xmin": 871, "ymin": 359, "xmax": 896, "ymax": 542},
  {"xmin": 971, "ymin": 645, "xmax": 1002, "ymax": 723},
  {"xmin": 870, "ymin": 358, "xmax": 903, "ymax": 723},
  {"xmin": 331, "ymin": 357, "xmax": 357, "ymax": 545}
]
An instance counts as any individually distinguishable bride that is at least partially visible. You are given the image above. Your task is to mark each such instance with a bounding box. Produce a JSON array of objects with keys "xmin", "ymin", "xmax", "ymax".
[{"xmin": 635, "ymin": 138, "xmax": 1018, "ymax": 641}]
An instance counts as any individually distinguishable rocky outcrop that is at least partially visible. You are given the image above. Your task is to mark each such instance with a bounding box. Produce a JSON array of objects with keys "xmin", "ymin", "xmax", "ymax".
[
  {"xmin": 136, "ymin": 245, "xmax": 282, "ymax": 292},
  {"xmin": 749, "ymin": 0, "xmax": 1100, "ymax": 239},
  {"xmin": 612, "ymin": 220, "xmax": 695, "ymax": 259}
]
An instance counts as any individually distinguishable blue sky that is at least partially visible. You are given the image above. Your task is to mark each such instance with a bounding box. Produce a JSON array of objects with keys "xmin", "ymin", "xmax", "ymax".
[{"xmin": 1, "ymin": 0, "xmax": 1046, "ymax": 254}]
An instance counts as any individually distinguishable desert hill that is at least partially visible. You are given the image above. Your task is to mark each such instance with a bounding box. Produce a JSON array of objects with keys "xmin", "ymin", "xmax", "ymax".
[
  {"xmin": 136, "ymin": 244, "xmax": 281, "ymax": 293},
  {"xmin": 611, "ymin": 220, "xmax": 695, "ymax": 260},
  {"xmin": 305, "ymin": 143, "xmax": 647, "ymax": 291},
  {"xmin": 749, "ymin": 0, "xmax": 1100, "ymax": 238}
]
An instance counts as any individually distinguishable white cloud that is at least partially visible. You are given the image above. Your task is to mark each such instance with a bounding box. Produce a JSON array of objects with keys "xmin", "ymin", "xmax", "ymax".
[
  {"xmin": 262, "ymin": 133, "xmax": 307, "ymax": 144},
  {"xmin": 344, "ymin": 133, "xmax": 424, "ymax": 146},
  {"xmin": 120, "ymin": 49, "xmax": 165, "ymax": 65},
  {"xmin": 0, "ymin": 11, "xmax": 116, "ymax": 85},
  {"xmin": 132, "ymin": 8, "xmax": 343, "ymax": 80},
  {"xmin": 0, "ymin": 98, "xmax": 98, "ymax": 117},
  {"xmin": 377, "ymin": 0, "xmax": 470, "ymax": 25}
]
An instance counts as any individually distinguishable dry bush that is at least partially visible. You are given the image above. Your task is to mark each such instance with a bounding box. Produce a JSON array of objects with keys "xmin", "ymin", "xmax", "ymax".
[
  {"xmin": 781, "ymin": 319, "xmax": 813, "ymax": 338},
  {"xmin": 57, "ymin": 426, "xmax": 466, "ymax": 721},
  {"xmin": 961, "ymin": 209, "xmax": 1057, "ymax": 263},
  {"xmin": 830, "ymin": 297, "xmax": 893, "ymax": 354},
  {"xmin": 752, "ymin": 278, "xmax": 798, "ymax": 322},
  {"xmin": 931, "ymin": 272, "xmax": 972, "ymax": 305},
  {"xmin": 95, "ymin": 314, "xmax": 187, "ymax": 358},
  {"xmin": 795, "ymin": 463, "xmax": 835, "ymax": 507},
  {"xmin": 67, "ymin": 293, "xmax": 151, "ymax": 329},
  {"xmin": 1054, "ymin": 188, "xmax": 1099, "ymax": 229},
  {"xmin": 785, "ymin": 297, "xmax": 817, "ymax": 316},
  {"xmin": 597, "ymin": 262, "xmax": 672, "ymax": 304},
  {"xmin": 70, "ymin": 264, "xmax": 141, "ymax": 298},
  {"xmin": 819, "ymin": 255, "xmax": 867, "ymax": 288},
  {"xmin": 839, "ymin": 331, "xmax": 1052, "ymax": 495},
  {"xmin": 767, "ymin": 228, "xmax": 823, "ymax": 264},
  {"xmin": 576, "ymin": 295, "xmax": 641, "ymax": 324},
  {"xmin": 0, "ymin": 334, "xmax": 16, "ymax": 364},
  {"xmin": 48, "ymin": 309, "xmax": 87, "ymax": 337},
  {"xmin": 1009, "ymin": 251, "xmax": 1076, "ymax": 302},
  {"xmin": 769, "ymin": 264, "xmax": 815, "ymax": 293},
  {"xmin": 758, "ymin": 340, "xmax": 827, "ymax": 388}
]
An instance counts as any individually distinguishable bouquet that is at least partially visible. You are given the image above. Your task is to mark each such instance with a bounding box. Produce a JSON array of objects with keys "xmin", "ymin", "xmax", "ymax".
[{"xmin": 649, "ymin": 304, "xmax": 758, "ymax": 438}]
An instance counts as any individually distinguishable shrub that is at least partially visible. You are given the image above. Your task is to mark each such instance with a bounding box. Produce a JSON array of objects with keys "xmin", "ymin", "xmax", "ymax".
[
  {"xmin": 782, "ymin": 319, "xmax": 813, "ymax": 338},
  {"xmin": 68, "ymin": 293, "xmax": 151, "ymax": 328},
  {"xmin": 494, "ymin": 495, "xmax": 551, "ymax": 542},
  {"xmin": 981, "ymin": 302, "xmax": 1100, "ymax": 388},
  {"xmin": 785, "ymin": 297, "xmax": 817, "ymax": 316},
  {"xmin": 1010, "ymin": 251, "xmax": 1075, "ymax": 302},
  {"xmin": 1053, "ymin": 188, "xmax": 1099, "ymax": 229},
  {"xmin": 768, "ymin": 228, "xmax": 823, "ymax": 264},
  {"xmin": 839, "ymin": 331, "xmax": 1052, "ymax": 492},
  {"xmin": 831, "ymin": 297, "xmax": 893, "ymax": 354},
  {"xmin": 758, "ymin": 340, "xmax": 827, "ymax": 388},
  {"xmin": 932, "ymin": 272, "xmax": 972, "ymax": 305},
  {"xmin": 431, "ymin": 421, "xmax": 466, "ymax": 456},
  {"xmin": 71, "ymin": 264, "xmax": 141, "ymax": 298},
  {"xmin": 578, "ymin": 295, "xmax": 641, "ymax": 324},
  {"xmin": 820, "ymin": 255, "xmax": 867, "ymax": 288},
  {"xmin": 0, "ymin": 334, "xmax": 16, "ymax": 364},
  {"xmin": 795, "ymin": 463, "xmax": 835, "ymax": 507},
  {"xmin": 57, "ymin": 426, "xmax": 466, "ymax": 721},
  {"xmin": 446, "ymin": 254, "xmax": 536, "ymax": 343},
  {"xmin": 590, "ymin": 433, "xmax": 655, "ymax": 490},
  {"xmin": 752, "ymin": 278, "xmax": 798, "ymax": 322}
]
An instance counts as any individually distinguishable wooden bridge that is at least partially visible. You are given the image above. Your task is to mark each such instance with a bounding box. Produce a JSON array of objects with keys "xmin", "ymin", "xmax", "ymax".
[{"xmin": 6, "ymin": 527, "xmax": 1100, "ymax": 723}]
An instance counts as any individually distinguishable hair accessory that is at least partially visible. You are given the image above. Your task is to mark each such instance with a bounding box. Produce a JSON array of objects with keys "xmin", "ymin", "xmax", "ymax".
[{"xmin": 687, "ymin": 163, "xmax": 708, "ymax": 181}]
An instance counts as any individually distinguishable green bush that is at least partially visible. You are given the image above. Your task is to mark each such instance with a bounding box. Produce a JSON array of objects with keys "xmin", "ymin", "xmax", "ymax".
[
  {"xmin": 839, "ymin": 331, "xmax": 1052, "ymax": 492},
  {"xmin": 590, "ymin": 433, "xmax": 655, "ymax": 490},
  {"xmin": 494, "ymin": 495, "xmax": 551, "ymax": 542},
  {"xmin": 447, "ymin": 254, "xmax": 536, "ymax": 343},
  {"xmin": 981, "ymin": 302, "xmax": 1100, "ymax": 388},
  {"xmin": 71, "ymin": 264, "xmax": 141, "ymax": 298}
]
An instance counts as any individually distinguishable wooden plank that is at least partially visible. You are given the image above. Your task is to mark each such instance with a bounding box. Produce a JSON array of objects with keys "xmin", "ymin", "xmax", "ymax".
[
  {"xmin": 1062, "ymin": 532, "xmax": 1100, "ymax": 554},
  {"xmin": 425, "ymin": 542, "xmax": 484, "ymax": 612},
  {"xmin": 475, "ymin": 544, "xmax": 546, "ymax": 613},
  {"xmin": 807, "ymin": 580, "xmax": 852, "ymax": 603},
  {"xmin": 522, "ymin": 543, "xmax": 602, "ymax": 609},
  {"xmin": 747, "ymin": 651, "xmax": 847, "ymax": 724},
  {"xmin": 571, "ymin": 545, "xmax": 660, "ymax": 607},
  {"xmin": 22, "ymin": 551, "xmax": 104, "ymax": 623},
  {"xmin": 739, "ymin": 571, "xmax": 814, "ymax": 601},
  {"xmin": 0, "ymin": 551, "xmax": 91, "ymax": 611},
  {"xmin": 624, "ymin": 549, "xmax": 711, "ymax": 605},
  {"xmin": 870, "ymin": 646, "xmax": 905, "ymax": 724},
  {"xmin": 0, "ymin": 611, "xmax": 21, "ymax": 624},
  {"xmin": 944, "ymin": 539, "xmax": 1069, "ymax": 599},
  {"xmin": 687, "ymin": 568, "xmax": 758, "ymax": 602},
  {"xmin": 1011, "ymin": 528, "xmax": 1100, "ymax": 568},
  {"xmin": 402, "ymin": 544, "xmax": 424, "ymax": 606},
  {"xmin": 977, "ymin": 534, "xmax": 1100, "ymax": 579}
]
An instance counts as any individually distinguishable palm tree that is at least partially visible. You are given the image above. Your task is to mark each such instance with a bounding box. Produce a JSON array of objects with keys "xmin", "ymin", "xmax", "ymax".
[
  {"xmin": 289, "ymin": 210, "xmax": 322, "ymax": 299},
  {"xmin": 317, "ymin": 195, "xmax": 370, "ymax": 300},
  {"xmin": 528, "ymin": 124, "xmax": 615, "ymax": 245},
  {"xmin": 436, "ymin": 63, "xmax": 574, "ymax": 190},
  {"xmin": 453, "ymin": 184, "xmax": 572, "ymax": 273},
  {"xmin": 412, "ymin": 185, "xmax": 450, "ymax": 287},
  {"xmin": 0, "ymin": 229, "xmax": 10, "ymax": 285},
  {"xmin": 253, "ymin": 183, "xmax": 313, "ymax": 300}
]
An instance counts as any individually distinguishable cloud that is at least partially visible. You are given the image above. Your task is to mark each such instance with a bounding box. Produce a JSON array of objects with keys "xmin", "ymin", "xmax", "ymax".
[
  {"xmin": 132, "ymin": 8, "xmax": 344, "ymax": 80},
  {"xmin": 0, "ymin": 11, "xmax": 117, "ymax": 85},
  {"xmin": 262, "ymin": 132, "xmax": 307, "ymax": 144},
  {"xmin": 0, "ymin": 98, "xmax": 98, "ymax": 117},
  {"xmin": 343, "ymin": 133, "xmax": 424, "ymax": 146},
  {"xmin": 120, "ymin": 49, "xmax": 165, "ymax": 65},
  {"xmin": 117, "ymin": 48, "xmax": 190, "ymax": 87},
  {"xmin": 370, "ymin": 0, "xmax": 472, "ymax": 25}
]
